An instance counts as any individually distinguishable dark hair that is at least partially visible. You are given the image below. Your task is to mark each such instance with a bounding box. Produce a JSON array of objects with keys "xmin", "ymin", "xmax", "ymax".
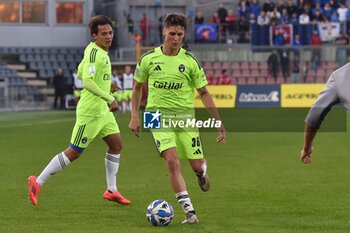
[
  {"xmin": 163, "ymin": 13, "xmax": 187, "ymax": 30},
  {"xmin": 88, "ymin": 15, "xmax": 113, "ymax": 36}
]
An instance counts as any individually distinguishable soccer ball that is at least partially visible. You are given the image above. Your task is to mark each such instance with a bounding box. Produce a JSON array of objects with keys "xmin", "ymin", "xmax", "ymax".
[{"xmin": 146, "ymin": 200, "xmax": 174, "ymax": 226}]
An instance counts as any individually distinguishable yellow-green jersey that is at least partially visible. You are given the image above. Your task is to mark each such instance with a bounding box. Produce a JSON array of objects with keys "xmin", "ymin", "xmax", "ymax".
[
  {"xmin": 134, "ymin": 46, "xmax": 207, "ymax": 112},
  {"xmin": 77, "ymin": 42, "xmax": 114, "ymax": 117}
]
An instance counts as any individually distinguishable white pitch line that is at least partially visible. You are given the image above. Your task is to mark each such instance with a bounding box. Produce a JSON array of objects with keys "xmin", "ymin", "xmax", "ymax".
[{"xmin": 0, "ymin": 118, "xmax": 74, "ymax": 129}]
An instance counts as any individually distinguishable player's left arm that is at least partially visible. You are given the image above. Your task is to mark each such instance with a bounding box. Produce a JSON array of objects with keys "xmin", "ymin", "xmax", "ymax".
[{"xmin": 197, "ymin": 86, "xmax": 226, "ymax": 143}]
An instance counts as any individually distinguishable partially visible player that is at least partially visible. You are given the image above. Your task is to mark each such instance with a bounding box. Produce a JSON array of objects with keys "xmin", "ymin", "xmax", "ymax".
[
  {"xmin": 111, "ymin": 69, "xmax": 123, "ymax": 109},
  {"xmin": 129, "ymin": 13, "xmax": 226, "ymax": 224},
  {"xmin": 122, "ymin": 65, "xmax": 133, "ymax": 113},
  {"xmin": 73, "ymin": 68, "xmax": 83, "ymax": 105},
  {"xmin": 301, "ymin": 63, "xmax": 350, "ymax": 164},
  {"xmin": 28, "ymin": 15, "xmax": 131, "ymax": 206}
]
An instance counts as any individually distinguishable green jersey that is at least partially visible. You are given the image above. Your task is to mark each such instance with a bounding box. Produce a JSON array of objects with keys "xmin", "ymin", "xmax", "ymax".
[
  {"xmin": 77, "ymin": 42, "xmax": 113, "ymax": 117},
  {"xmin": 134, "ymin": 46, "xmax": 207, "ymax": 112}
]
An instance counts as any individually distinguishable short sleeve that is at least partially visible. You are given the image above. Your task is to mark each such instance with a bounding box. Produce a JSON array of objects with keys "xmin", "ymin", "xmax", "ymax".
[
  {"xmin": 134, "ymin": 59, "xmax": 148, "ymax": 83},
  {"xmin": 191, "ymin": 60, "xmax": 208, "ymax": 89}
]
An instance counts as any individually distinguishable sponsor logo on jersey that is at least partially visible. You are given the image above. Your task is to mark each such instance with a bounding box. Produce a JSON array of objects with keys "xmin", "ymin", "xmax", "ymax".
[
  {"xmin": 153, "ymin": 65, "xmax": 162, "ymax": 71},
  {"xmin": 150, "ymin": 61, "xmax": 164, "ymax": 65},
  {"xmin": 178, "ymin": 64, "xmax": 185, "ymax": 72},
  {"xmin": 153, "ymin": 81, "xmax": 183, "ymax": 90}
]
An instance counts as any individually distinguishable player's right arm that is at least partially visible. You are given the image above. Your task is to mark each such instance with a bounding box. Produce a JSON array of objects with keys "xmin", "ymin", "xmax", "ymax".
[
  {"xmin": 129, "ymin": 57, "xmax": 149, "ymax": 137},
  {"xmin": 129, "ymin": 81, "xmax": 143, "ymax": 137}
]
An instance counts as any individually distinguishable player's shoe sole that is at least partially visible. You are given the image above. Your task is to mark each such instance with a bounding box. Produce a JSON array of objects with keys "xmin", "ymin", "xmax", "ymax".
[
  {"xmin": 28, "ymin": 176, "xmax": 41, "ymax": 206},
  {"xmin": 198, "ymin": 174, "xmax": 210, "ymax": 192},
  {"xmin": 103, "ymin": 190, "xmax": 131, "ymax": 205}
]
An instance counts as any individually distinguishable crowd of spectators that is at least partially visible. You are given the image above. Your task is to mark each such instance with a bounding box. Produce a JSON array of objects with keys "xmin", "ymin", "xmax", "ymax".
[{"xmin": 194, "ymin": 1, "xmax": 350, "ymax": 44}]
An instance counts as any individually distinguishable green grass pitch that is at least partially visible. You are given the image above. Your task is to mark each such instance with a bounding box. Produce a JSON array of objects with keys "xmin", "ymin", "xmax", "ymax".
[{"xmin": 1, "ymin": 110, "xmax": 350, "ymax": 233}]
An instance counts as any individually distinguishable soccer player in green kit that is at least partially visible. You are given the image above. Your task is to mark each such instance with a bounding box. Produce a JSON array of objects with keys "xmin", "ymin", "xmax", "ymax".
[
  {"xmin": 129, "ymin": 13, "xmax": 226, "ymax": 224},
  {"xmin": 28, "ymin": 15, "xmax": 131, "ymax": 206}
]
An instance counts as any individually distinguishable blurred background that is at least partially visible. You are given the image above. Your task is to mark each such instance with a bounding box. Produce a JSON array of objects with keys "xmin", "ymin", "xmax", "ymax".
[{"xmin": 0, "ymin": 0, "xmax": 349, "ymax": 111}]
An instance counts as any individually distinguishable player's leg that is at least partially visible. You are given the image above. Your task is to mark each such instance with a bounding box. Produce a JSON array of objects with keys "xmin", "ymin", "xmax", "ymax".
[
  {"xmin": 101, "ymin": 113, "xmax": 131, "ymax": 205},
  {"xmin": 178, "ymin": 130, "xmax": 209, "ymax": 192},
  {"xmin": 161, "ymin": 148, "xmax": 198, "ymax": 224},
  {"xmin": 28, "ymin": 116, "xmax": 98, "ymax": 206},
  {"xmin": 153, "ymin": 130, "xmax": 198, "ymax": 224}
]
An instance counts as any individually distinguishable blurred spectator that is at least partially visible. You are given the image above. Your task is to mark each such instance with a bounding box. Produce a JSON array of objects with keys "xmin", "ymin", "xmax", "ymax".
[
  {"xmin": 217, "ymin": 3, "xmax": 228, "ymax": 23},
  {"xmin": 290, "ymin": 12, "xmax": 299, "ymax": 25},
  {"xmin": 217, "ymin": 3, "xmax": 228, "ymax": 43},
  {"xmin": 291, "ymin": 56, "xmax": 301, "ymax": 83},
  {"xmin": 257, "ymin": 11, "xmax": 270, "ymax": 25},
  {"xmin": 293, "ymin": 34, "xmax": 301, "ymax": 56},
  {"xmin": 312, "ymin": 3, "xmax": 324, "ymax": 18},
  {"xmin": 263, "ymin": 0, "xmax": 275, "ymax": 13},
  {"xmin": 195, "ymin": 11, "xmax": 204, "ymax": 24},
  {"xmin": 337, "ymin": 3, "xmax": 348, "ymax": 32},
  {"xmin": 330, "ymin": 11, "xmax": 339, "ymax": 22},
  {"xmin": 299, "ymin": 11, "xmax": 310, "ymax": 24},
  {"xmin": 280, "ymin": 8, "xmax": 290, "ymax": 24},
  {"xmin": 206, "ymin": 72, "xmax": 217, "ymax": 85},
  {"xmin": 250, "ymin": 0, "xmax": 261, "ymax": 18},
  {"xmin": 127, "ymin": 14, "xmax": 134, "ymax": 34},
  {"xmin": 286, "ymin": 0, "xmax": 297, "ymax": 17},
  {"xmin": 140, "ymin": 13, "xmax": 151, "ymax": 44},
  {"xmin": 280, "ymin": 49, "xmax": 290, "ymax": 79},
  {"xmin": 219, "ymin": 69, "xmax": 233, "ymax": 85},
  {"xmin": 239, "ymin": 1, "xmax": 251, "ymax": 19},
  {"xmin": 329, "ymin": 0, "xmax": 338, "ymax": 11},
  {"xmin": 324, "ymin": 3, "xmax": 333, "ymax": 21},
  {"xmin": 226, "ymin": 10, "xmax": 237, "ymax": 41},
  {"xmin": 248, "ymin": 13, "xmax": 257, "ymax": 25},
  {"xmin": 211, "ymin": 12, "xmax": 220, "ymax": 24},
  {"xmin": 237, "ymin": 16, "xmax": 250, "ymax": 43},
  {"xmin": 111, "ymin": 69, "xmax": 123, "ymax": 109},
  {"xmin": 270, "ymin": 12, "xmax": 279, "ymax": 25},
  {"xmin": 267, "ymin": 50, "xmax": 279, "ymax": 80},
  {"xmin": 309, "ymin": 30, "xmax": 322, "ymax": 71},
  {"xmin": 312, "ymin": 10, "xmax": 326, "ymax": 23},
  {"xmin": 334, "ymin": 33, "xmax": 349, "ymax": 65},
  {"xmin": 53, "ymin": 68, "xmax": 65, "ymax": 109},
  {"xmin": 73, "ymin": 68, "xmax": 83, "ymax": 105},
  {"xmin": 273, "ymin": 30, "xmax": 285, "ymax": 45},
  {"xmin": 158, "ymin": 15, "xmax": 165, "ymax": 43}
]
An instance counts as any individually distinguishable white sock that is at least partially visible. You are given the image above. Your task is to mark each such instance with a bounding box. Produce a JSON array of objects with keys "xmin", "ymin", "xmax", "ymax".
[
  {"xmin": 176, "ymin": 191, "xmax": 195, "ymax": 214},
  {"xmin": 105, "ymin": 153, "xmax": 120, "ymax": 193},
  {"xmin": 122, "ymin": 102, "xmax": 127, "ymax": 112},
  {"xmin": 36, "ymin": 152, "xmax": 71, "ymax": 185}
]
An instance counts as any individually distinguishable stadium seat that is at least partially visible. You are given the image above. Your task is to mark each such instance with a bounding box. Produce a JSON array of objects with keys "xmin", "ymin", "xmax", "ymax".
[
  {"xmin": 250, "ymin": 62, "xmax": 259, "ymax": 70},
  {"xmin": 315, "ymin": 77, "xmax": 325, "ymax": 83},
  {"xmin": 237, "ymin": 77, "xmax": 246, "ymax": 85},
  {"xmin": 212, "ymin": 62, "xmax": 222, "ymax": 71},
  {"xmin": 49, "ymin": 54, "xmax": 57, "ymax": 62},
  {"xmin": 221, "ymin": 62, "xmax": 230, "ymax": 70},
  {"xmin": 305, "ymin": 75, "xmax": 314, "ymax": 83},
  {"xmin": 276, "ymin": 76, "xmax": 285, "ymax": 84},
  {"xmin": 266, "ymin": 77, "xmax": 275, "ymax": 84},
  {"xmin": 247, "ymin": 77, "xmax": 256, "ymax": 85},
  {"xmin": 256, "ymin": 77, "xmax": 266, "ymax": 84},
  {"xmin": 241, "ymin": 70, "xmax": 250, "ymax": 77},
  {"xmin": 203, "ymin": 62, "xmax": 212, "ymax": 70},
  {"xmin": 231, "ymin": 62, "xmax": 240, "ymax": 70},
  {"xmin": 259, "ymin": 62, "xmax": 268, "ymax": 69},
  {"xmin": 240, "ymin": 62, "xmax": 249, "ymax": 70}
]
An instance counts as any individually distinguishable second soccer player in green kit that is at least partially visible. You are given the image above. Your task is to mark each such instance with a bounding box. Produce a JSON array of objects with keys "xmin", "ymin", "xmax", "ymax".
[
  {"xmin": 129, "ymin": 13, "xmax": 226, "ymax": 224},
  {"xmin": 28, "ymin": 15, "xmax": 131, "ymax": 206}
]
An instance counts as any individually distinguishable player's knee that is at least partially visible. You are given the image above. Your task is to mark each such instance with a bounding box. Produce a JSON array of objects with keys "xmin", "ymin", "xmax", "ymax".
[
  {"xmin": 166, "ymin": 156, "xmax": 180, "ymax": 173},
  {"xmin": 109, "ymin": 144, "xmax": 122, "ymax": 154}
]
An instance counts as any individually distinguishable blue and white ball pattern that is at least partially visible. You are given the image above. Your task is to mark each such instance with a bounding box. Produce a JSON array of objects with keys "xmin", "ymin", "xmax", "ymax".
[{"xmin": 146, "ymin": 200, "xmax": 174, "ymax": 226}]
